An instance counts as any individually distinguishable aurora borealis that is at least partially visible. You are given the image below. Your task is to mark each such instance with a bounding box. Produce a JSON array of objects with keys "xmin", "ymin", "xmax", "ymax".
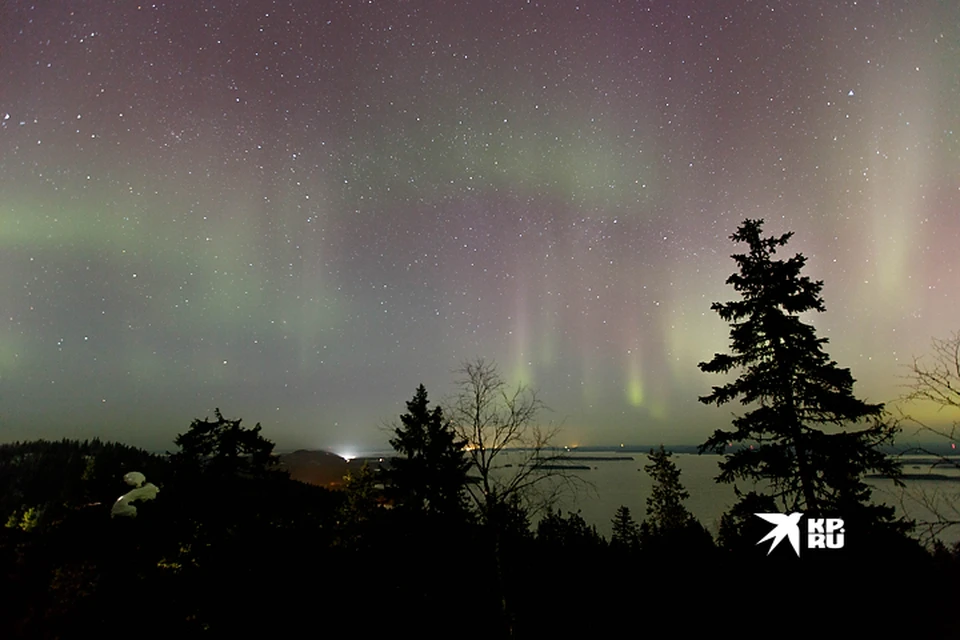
[{"xmin": 1, "ymin": 1, "xmax": 957, "ymax": 451}]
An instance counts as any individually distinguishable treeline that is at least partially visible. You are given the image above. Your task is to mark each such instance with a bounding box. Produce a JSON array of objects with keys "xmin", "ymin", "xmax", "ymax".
[{"xmin": 0, "ymin": 415, "xmax": 958, "ymax": 638}]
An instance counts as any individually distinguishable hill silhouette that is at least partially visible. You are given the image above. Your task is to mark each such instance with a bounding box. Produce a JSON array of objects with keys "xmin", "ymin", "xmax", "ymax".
[{"xmin": 277, "ymin": 449, "xmax": 358, "ymax": 488}]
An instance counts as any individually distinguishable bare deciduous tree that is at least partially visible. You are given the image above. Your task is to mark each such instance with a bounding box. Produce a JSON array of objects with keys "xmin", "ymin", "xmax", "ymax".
[
  {"xmin": 443, "ymin": 358, "xmax": 585, "ymax": 637},
  {"xmin": 444, "ymin": 358, "xmax": 583, "ymax": 522},
  {"xmin": 897, "ymin": 331, "xmax": 960, "ymax": 544},
  {"xmin": 902, "ymin": 331, "xmax": 960, "ymax": 438}
]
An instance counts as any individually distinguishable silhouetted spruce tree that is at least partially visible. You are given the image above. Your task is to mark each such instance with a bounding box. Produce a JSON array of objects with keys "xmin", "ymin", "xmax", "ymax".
[
  {"xmin": 698, "ymin": 219, "xmax": 903, "ymax": 529},
  {"xmin": 388, "ymin": 384, "xmax": 471, "ymax": 519},
  {"xmin": 640, "ymin": 446, "xmax": 712, "ymax": 556},
  {"xmin": 385, "ymin": 385, "xmax": 473, "ymax": 634},
  {"xmin": 643, "ymin": 446, "xmax": 695, "ymax": 533},
  {"xmin": 610, "ymin": 506, "xmax": 641, "ymax": 553}
]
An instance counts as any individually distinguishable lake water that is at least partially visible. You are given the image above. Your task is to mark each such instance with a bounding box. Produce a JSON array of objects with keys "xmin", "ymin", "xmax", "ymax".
[
  {"xmin": 367, "ymin": 450, "xmax": 960, "ymax": 546},
  {"xmin": 545, "ymin": 452, "xmax": 960, "ymax": 544}
]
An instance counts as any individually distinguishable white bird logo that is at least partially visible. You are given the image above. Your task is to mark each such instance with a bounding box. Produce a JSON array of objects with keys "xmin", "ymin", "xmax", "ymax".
[{"xmin": 755, "ymin": 512, "xmax": 803, "ymax": 556}]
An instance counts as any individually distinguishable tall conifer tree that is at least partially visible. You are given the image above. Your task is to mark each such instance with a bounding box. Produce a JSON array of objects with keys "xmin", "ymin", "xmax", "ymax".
[
  {"xmin": 643, "ymin": 446, "xmax": 695, "ymax": 533},
  {"xmin": 610, "ymin": 506, "xmax": 641, "ymax": 552},
  {"xmin": 698, "ymin": 219, "xmax": 902, "ymax": 524},
  {"xmin": 388, "ymin": 384, "xmax": 471, "ymax": 518}
]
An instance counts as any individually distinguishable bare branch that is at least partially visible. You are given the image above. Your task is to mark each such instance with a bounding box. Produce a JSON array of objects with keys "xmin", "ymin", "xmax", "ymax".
[
  {"xmin": 886, "ymin": 479, "xmax": 960, "ymax": 548},
  {"xmin": 900, "ymin": 331, "xmax": 960, "ymax": 415},
  {"xmin": 443, "ymin": 358, "xmax": 590, "ymax": 521},
  {"xmin": 892, "ymin": 331, "xmax": 960, "ymax": 545}
]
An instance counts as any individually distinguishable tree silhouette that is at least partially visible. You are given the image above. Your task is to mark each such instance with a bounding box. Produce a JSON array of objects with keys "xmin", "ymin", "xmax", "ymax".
[
  {"xmin": 536, "ymin": 509, "xmax": 604, "ymax": 553},
  {"xmin": 610, "ymin": 506, "xmax": 641, "ymax": 553},
  {"xmin": 387, "ymin": 384, "xmax": 471, "ymax": 518},
  {"xmin": 643, "ymin": 446, "xmax": 695, "ymax": 533},
  {"xmin": 384, "ymin": 386, "xmax": 474, "ymax": 634},
  {"xmin": 901, "ymin": 331, "xmax": 960, "ymax": 447},
  {"xmin": 444, "ymin": 358, "xmax": 580, "ymax": 523},
  {"xmin": 171, "ymin": 408, "xmax": 279, "ymax": 479},
  {"xmin": 904, "ymin": 330, "xmax": 960, "ymax": 411},
  {"xmin": 898, "ymin": 331, "xmax": 960, "ymax": 542},
  {"xmin": 442, "ymin": 359, "xmax": 582, "ymax": 637},
  {"xmin": 698, "ymin": 219, "xmax": 903, "ymax": 526},
  {"xmin": 640, "ymin": 446, "xmax": 712, "ymax": 555}
]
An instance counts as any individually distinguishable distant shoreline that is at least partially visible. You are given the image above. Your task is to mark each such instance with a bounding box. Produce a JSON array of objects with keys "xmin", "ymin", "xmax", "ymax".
[
  {"xmin": 268, "ymin": 444, "xmax": 960, "ymax": 458},
  {"xmin": 868, "ymin": 473, "xmax": 960, "ymax": 482}
]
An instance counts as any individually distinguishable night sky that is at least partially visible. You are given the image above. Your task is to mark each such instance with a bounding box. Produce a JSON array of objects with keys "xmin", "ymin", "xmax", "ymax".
[{"xmin": 1, "ymin": 1, "xmax": 957, "ymax": 452}]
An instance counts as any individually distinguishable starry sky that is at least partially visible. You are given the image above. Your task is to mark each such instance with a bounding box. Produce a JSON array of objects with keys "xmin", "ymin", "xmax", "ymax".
[{"xmin": 1, "ymin": 0, "xmax": 957, "ymax": 452}]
